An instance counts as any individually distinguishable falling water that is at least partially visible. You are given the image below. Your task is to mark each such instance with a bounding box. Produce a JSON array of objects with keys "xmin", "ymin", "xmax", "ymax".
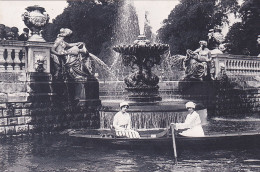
[
  {"xmin": 89, "ymin": 53, "xmax": 115, "ymax": 78},
  {"xmin": 153, "ymin": 50, "xmax": 186, "ymax": 81}
]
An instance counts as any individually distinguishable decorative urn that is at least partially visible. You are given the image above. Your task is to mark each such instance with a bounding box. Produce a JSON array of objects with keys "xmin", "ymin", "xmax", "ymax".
[{"xmin": 22, "ymin": 5, "xmax": 49, "ymax": 42}]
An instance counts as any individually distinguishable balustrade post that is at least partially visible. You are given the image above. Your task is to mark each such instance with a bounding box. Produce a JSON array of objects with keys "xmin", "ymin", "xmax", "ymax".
[{"xmin": 25, "ymin": 41, "xmax": 54, "ymax": 106}]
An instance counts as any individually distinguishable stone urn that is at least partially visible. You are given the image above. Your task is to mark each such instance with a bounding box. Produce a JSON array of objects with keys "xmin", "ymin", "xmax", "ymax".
[{"xmin": 22, "ymin": 5, "xmax": 49, "ymax": 42}]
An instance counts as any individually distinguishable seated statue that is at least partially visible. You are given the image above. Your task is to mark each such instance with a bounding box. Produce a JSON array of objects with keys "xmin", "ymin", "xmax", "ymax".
[
  {"xmin": 183, "ymin": 41, "xmax": 213, "ymax": 81},
  {"xmin": 51, "ymin": 28, "xmax": 92, "ymax": 81}
]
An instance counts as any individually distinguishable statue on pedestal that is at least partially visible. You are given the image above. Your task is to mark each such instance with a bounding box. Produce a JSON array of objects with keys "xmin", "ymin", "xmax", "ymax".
[
  {"xmin": 183, "ymin": 41, "xmax": 214, "ymax": 81},
  {"xmin": 51, "ymin": 28, "xmax": 92, "ymax": 81},
  {"xmin": 51, "ymin": 28, "xmax": 94, "ymax": 106}
]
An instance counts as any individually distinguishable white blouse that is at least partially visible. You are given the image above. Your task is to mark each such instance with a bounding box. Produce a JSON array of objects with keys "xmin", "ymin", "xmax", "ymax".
[
  {"xmin": 113, "ymin": 111, "xmax": 131, "ymax": 130},
  {"xmin": 176, "ymin": 111, "xmax": 205, "ymax": 137}
]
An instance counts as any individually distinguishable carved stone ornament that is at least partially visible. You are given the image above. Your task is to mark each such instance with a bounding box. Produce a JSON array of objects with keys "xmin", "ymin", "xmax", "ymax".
[
  {"xmin": 22, "ymin": 5, "xmax": 49, "ymax": 42},
  {"xmin": 35, "ymin": 54, "xmax": 46, "ymax": 72}
]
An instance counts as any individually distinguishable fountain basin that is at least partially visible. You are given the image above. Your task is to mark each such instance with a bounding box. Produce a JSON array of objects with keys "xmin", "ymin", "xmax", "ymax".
[{"xmin": 113, "ymin": 43, "xmax": 169, "ymax": 56}]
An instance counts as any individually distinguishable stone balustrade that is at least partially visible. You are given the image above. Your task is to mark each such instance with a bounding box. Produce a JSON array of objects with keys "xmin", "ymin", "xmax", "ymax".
[
  {"xmin": 213, "ymin": 54, "xmax": 260, "ymax": 78},
  {"xmin": 0, "ymin": 41, "xmax": 26, "ymax": 72}
]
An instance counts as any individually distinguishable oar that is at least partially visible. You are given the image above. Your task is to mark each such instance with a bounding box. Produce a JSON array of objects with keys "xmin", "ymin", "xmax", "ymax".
[{"xmin": 171, "ymin": 124, "xmax": 178, "ymax": 164}]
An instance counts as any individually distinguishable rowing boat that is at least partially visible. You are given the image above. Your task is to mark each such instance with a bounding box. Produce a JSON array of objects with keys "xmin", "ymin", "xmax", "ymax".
[{"xmin": 68, "ymin": 129, "xmax": 260, "ymax": 150}]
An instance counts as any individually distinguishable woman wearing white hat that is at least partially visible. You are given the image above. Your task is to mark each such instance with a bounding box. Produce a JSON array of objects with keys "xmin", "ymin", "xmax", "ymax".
[
  {"xmin": 113, "ymin": 101, "xmax": 140, "ymax": 138},
  {"xmin": 171, "ymin": 101, "xmax": 204, "ymax": 137}
]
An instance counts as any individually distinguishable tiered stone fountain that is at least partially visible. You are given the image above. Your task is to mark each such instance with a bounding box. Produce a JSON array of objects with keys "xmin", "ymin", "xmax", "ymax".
[
  {"xmin": 100, "ymin": 35, "xmax": 207, "ymax": 129},
  {"xmin": 113, "ymin": 35, "xmax": 169, "ymax": 105}
]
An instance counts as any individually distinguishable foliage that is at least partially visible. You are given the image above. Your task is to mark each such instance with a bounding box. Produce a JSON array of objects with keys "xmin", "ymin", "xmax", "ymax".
[
  {"xmin": 42, "ymin": 0, "xmax": 121, "ymax": 57},
  {"xmin": 225, "ymin": 0, "xmax": 260, "ymax": 55},
  {"xmin": 157, "ymin": 0, "xmax": 239, "ymax": 55}
]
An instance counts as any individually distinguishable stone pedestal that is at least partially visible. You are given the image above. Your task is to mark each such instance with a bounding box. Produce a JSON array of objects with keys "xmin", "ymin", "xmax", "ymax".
[
  {"xmin": 26, "ymin": 42, "xmax": 52, "ymax": 73},
  {"xmin": 125, "ymin": 87, "xmax": 162, "ymax": 105},
  {"xmin": 78, "ymin": 79, "xmax": 101, "ymax": 107},
  {"xmin": 26, "ymin": 42, "xmax": 54, "ymax": 106}
]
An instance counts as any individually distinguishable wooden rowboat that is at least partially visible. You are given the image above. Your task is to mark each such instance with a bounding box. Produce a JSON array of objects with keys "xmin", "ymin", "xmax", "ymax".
[{"xmin": 68, "ymin": 129, "xmax": 260, "ymax": 150}]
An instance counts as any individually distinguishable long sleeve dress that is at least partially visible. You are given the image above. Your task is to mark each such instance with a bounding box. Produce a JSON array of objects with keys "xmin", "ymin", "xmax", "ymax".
[
  {"xmin": 113, "ymin": 111, "xmax": 140, "ymax": 138},
  {"xmin": 175, "ymin": 111, "xmax": 205, "ymax": 137}
]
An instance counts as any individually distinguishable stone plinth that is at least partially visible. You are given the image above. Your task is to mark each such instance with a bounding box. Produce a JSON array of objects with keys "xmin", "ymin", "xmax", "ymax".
[{"xmin": 26, "ymin": 41, "xmax": 52, "ymax": 73}]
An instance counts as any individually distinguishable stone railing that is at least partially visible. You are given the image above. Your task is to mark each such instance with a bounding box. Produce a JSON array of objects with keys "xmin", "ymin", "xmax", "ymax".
[
  {"xmin": 0, "ymin": 41, "xmax": 27, "ymax": 72},
  {"xmin": 0, "ymin": 40, "xmax": 53, "ymax": 73},
  {"xmin": 213, "ymin": 54, "xmax": 260, "ymax": 78},
  {"xmin": 0, "ymin": 40, "xmax": 53, "ymax": 103}
]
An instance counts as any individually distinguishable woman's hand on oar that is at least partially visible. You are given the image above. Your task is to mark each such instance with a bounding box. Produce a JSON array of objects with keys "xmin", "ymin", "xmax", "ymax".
[{"xmin": 170, "ymin": 123, "xmax": 177, "ymax": 130}]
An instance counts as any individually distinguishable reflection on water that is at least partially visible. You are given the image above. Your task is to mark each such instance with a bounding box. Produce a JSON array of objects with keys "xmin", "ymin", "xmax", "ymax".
[{"xmin": 0, "ymin": 119, "xmax": 260, "ymax": 172}]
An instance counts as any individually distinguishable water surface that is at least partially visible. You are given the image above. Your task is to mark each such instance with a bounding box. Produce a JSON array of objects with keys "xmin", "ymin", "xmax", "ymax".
[{"xmin": 0, "ymin": 119, "xmax": 259, "ymax": 172}]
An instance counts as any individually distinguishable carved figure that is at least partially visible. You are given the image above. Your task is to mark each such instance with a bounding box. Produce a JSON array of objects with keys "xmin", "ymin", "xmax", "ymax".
[
  {"xmin": 184, "ymin": 41, "xmax": 213, "ymax": 81},
  {"xmin": 51, "ymin": 28, "xmax": 95, "ymax": 105},
  {"xmin": 51, "ymin": 28, "xmax": 91, "ymax": 81}
]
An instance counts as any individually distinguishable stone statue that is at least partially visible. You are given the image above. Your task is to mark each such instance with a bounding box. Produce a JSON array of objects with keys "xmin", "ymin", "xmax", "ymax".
[
  {"xmin": 51, "ymin": 28, "xmax": 94, "ymax": 104},
  {"xmin": 183, "ymin": 41, "xmax": 214, "ymax": 81},
  {"xmin": 51, "ymin": 28, "xmax": 92, "ymax": 81}
]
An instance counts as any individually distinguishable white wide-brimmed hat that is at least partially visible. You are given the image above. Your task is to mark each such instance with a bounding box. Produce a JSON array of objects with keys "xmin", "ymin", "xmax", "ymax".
[
  {"xmin": 120, "ymin": 101, "xmax": 129, "ymax": 108},
  {"xmin": 185, "ymin": 101, "xmax": 196, "ymax": 109}
]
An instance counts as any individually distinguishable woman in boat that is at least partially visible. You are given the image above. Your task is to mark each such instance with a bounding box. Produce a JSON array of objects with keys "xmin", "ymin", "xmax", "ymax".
[
  {"xmin": 171, "ymin": 101, "xmax": 205, "ymax": 137},
  {"xmin": 113, "ymin": 102, "xmax": 140, "ymax": 138}
]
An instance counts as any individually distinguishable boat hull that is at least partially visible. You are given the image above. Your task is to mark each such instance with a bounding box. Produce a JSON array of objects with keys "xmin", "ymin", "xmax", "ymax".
[{"xmin": 68, "ymin": 129, "xmax": 260, "ymax": 150}]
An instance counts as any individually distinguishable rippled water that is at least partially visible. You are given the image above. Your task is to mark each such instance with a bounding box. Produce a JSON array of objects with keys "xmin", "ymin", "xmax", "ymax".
[{"xmin": 0, "ymin": 119, "xmax": 260, "ymax": 172}]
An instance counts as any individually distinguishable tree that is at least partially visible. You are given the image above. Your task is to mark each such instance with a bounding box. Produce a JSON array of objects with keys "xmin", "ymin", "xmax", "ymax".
[
  {"xmin": 42, "ymin": 0, "xmax": 122, "ymax": 56},
  {"xmin": 225, "ymin": 0, "xmax": 260, "ymax": 55},
  {"xmin": 157, "ymin": 0, "xmax": 239, "ymax": 55}
]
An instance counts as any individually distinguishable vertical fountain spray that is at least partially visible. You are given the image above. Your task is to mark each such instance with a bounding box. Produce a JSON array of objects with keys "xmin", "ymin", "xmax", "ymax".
[
  {"xmin": 110, "ymin": 0, "xmax": 139, "ymax": 80},
  {"xmin": 113, "ymin": 1, "xmax": 169, "ymax": 105}
]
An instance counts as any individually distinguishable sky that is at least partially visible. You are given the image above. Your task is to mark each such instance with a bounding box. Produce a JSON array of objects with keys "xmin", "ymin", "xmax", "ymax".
[
  {"xmin": 0, "ymin": 0, "xmax": 241, "ymax": 35},
  {"xmin": 0, "ymin": 0, "xmax": 68, "ymax": 33},
  {"xmin": 0, "ymin": 0, "xmax": 179, "ymax": 34}
]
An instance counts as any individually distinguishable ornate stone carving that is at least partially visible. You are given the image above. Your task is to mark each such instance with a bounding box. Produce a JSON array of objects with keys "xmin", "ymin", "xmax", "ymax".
[
  {"xmin": 35, "ymin": 54, "xmax": 46, "ymax": 72},
  {"xmin": 22, "ymin": 5, "xmax": 49, "ymax": 42},
  {"xmin": 113, "ymin": 35, "xmax": 169, "ymax": 103}
]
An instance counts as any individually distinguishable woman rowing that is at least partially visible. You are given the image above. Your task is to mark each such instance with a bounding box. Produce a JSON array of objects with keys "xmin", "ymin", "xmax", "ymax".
[{"xmin": 171, "ymin": 101, "xmax": 205, "ymax": 137}]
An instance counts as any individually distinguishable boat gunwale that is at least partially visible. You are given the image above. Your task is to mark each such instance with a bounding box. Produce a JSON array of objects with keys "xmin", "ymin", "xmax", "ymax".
[{"xmin": 69, "ymin": 130, "xmax": 260, "ymax": 141}]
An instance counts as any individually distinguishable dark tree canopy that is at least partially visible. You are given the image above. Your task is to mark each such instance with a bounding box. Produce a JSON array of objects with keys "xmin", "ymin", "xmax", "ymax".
[
  {"xmin": 225, "ymin": 0, "xmax": 260, "ymax": 55},
  {"xmin": 42, "ymin": 0, "xmax": 122, "ymax": 56},
  {"xmin": 157, "ymin": 0, "xmax": 239, "ymax": 55}
]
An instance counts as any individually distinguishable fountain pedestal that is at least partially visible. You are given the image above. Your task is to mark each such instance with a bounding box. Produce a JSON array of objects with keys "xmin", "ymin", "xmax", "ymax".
[
  {"xmin": 113, "ymin": 35, "xmax": 169, "ymax": 105},
  {"xmin": 126, "ymin": 87, "xmax": 161, "ymax": 105}
]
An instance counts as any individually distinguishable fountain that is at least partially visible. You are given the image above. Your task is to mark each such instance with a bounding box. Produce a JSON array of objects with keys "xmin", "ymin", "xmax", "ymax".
[
  {"xmin": 113, "ymin": 35, "xmax": 169, "ymax": 104},
  {"xmin": 99, "ymin": 2, "xmax": 207, "ymax": 129}
]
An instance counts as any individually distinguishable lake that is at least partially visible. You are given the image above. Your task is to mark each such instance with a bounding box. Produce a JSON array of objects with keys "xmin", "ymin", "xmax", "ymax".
[{"xmin": 0, "ymin": 118, "xmax": 259, "ymax": 172}]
